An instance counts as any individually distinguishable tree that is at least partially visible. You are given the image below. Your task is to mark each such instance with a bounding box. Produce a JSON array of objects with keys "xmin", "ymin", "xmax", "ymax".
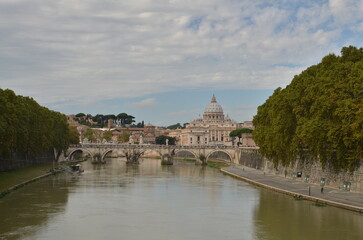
[
  {"xmin": 75, "ymin": 113, "xmax": 86, "ymax": 118},
  {"xmin": 135, "ymin": 121, "xmax": 144, "ymax": 128},
  {"xmin": 253, "ymin": 46, "xmax": 363, "ymax": 171},
  {"xmin": 84, "ymin": 128, "xmax": 96, "ymax": 143},
  {"xmin": 68, "ymin": 126, "xmax": 80, "ymax": 144},
  {"xmin": 155, "ymin": 136, "xmax": 176, "ymax": 145},
  {"xmin": 167, "ymin": 123, "xmax": 183, "ymax": 129},
  {"xmin": 103, "ymin": 130, "xmax": 113, "ymax": 142},
  {"xmin": 229, "ymin": 128, "xmax": 253, "ymax": 144},
  {"xmin": 117, "ymin": 113, "xmax": 129, "ymax": 126},
  {"xmin": 0, "ymin": 88, "xmax": 74, "ymax": 161},
  {"xmin": 118, "ymin": 130, "xmax": 130, "ymax": 143},
  {"xmin": 124, "ymin": 115, "xmax": 135, "ymax": 125}
]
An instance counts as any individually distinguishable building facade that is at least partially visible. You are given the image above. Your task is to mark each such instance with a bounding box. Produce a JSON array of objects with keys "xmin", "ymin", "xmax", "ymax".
[{"xmin": 180, "ymin": 95, "xmax": 239, "ymax": 146}]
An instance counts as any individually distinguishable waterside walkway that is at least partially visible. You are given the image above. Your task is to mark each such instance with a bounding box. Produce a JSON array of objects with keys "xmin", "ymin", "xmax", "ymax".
[{"xmin": 221, "ymin": 165, "xmax": 363, "ymax": 213}]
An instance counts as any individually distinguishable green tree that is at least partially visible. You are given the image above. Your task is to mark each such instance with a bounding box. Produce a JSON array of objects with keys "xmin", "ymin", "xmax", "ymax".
[
  {"xmin": 125, "ymin": 115, "xmax": 135, "ymax": 125},
  {"xmin": 117, "ymin": 113, "xmax": 129, "ymax": 126},
  {"xmin": 0, "ymin": 88, "xmax": 74, "ymax": 161},
  {"xmin": 84, "ymin": 128, "xmax": 96, "ymax": 142},
  {"xmin": 135, "ymin": 121, "xmax": 144, "ymax": 128},
  {"xmin": 253, "ymin": 46, "xmax": 363, "ymax": 171},
  {"xmin": 75, "ymin": 113, "xmax": 86, "ymax": 118},
  {"xmin": 103, "ymin": 130, "xmax": 113, "ymax": 142},
  {"xmin": 118, "ymin": 130, "xmax": 130, "ymax": 143},
  {"xmin": 155, "ymin": 136, "xmax": 176, "ymax": 145},
  {"xmin": 167, "ymin": 123, "xmax": 183, "ymax": 129},
  {"xmin": 230, "ymin": 128, "xmax": 253, "ymax": 145},
  {"xmin": 68, "ymin": 126, "xmax": 80, "ymax": 144}
]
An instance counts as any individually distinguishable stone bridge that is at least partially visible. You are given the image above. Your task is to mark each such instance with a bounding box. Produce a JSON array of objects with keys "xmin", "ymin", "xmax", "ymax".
[{"xmin": 65, "ymin": 144, "xmax": 259, "ymax": 164}]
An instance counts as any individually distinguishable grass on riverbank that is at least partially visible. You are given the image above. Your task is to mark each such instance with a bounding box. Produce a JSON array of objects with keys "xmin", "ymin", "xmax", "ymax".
[
  {"xmin": 176, "ymin": 158, "xmax": 196, "ymax": 162},
  {"xmin": 0, "ymin": 163, "xmax": 54, "ymax": 192},
  {"xmin": 207, "ymin": 160, "xmax": 230, "ymax": 169},
  {"xmin": 176, "ymin": 158, "xmax": 229, "ymax": 169}
]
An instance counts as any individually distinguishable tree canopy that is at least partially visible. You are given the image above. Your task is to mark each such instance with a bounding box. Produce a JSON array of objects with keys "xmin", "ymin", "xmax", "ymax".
[
  {"xmin": 72, "ymin": 112, "xmax": 138, "ymax": 128},
  {"xmin": 253, "ymin": 46, "xmax": 363, "ymax": 171},
  {"xmin": 229, "ymin": 128, "xmax": 253, "ymax": 138},
  {"xmin": 84, "ymin": 128, "xmax": 96, "ymax": 143},
  {"xmin": 103, "ymin": 130, "xmax": 113, "ymax": 142},
  {"xmin": 167, "ymin": 123, "xmax": 183, "ymax": 129},
  {"xmin": 0, "ymin": 89, "xmax": 74, "ymax": 158},
  {"xmin": 117, "ymin": 130, "xmax": 130, "ymax": 143},
  {"xmin": 155, "ymin": 136, "xmax": 176, "ymax": 145}
]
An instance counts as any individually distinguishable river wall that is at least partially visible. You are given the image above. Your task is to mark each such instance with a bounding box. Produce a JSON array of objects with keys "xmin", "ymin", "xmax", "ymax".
[
  {"xmin": 239, "ymin": 149, "xmax": 363, "ymax": 193},
  {"xmin": 0, "ymin": 150, "xmax": 55, "ymax": 172}
]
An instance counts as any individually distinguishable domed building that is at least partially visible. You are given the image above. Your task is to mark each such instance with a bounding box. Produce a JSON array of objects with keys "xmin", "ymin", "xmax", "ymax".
[{"xmin": 180, "ymin": 95, "xmax": 240, "ymax": 146}]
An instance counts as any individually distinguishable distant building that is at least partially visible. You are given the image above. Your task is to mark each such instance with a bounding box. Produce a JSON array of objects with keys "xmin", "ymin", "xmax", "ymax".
[
  {"xmin": 241, "ymin": 121, "xmax": 254, "ymax": 129},
  {"xmin": 180, "ymin": 95, "xmax": 239, "ymax": 146},
  {"xmin": 143, "ymin": 124, "xmax": 157, "ymax": 144},
  {"xmin": 107, "ymin": 119, "xmax": 114, "ymax": 129},
  {"xmin": 167, "ymin": 129, "xmax": 182, "ymax": 145}
]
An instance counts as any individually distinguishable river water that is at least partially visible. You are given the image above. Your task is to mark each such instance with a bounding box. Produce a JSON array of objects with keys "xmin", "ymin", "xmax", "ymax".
[{"xmin": 0, "ymin": 159, "xmax": 362, "ymax": 240}]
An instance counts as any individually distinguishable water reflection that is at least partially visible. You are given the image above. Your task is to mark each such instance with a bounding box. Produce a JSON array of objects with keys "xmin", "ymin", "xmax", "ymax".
[
  {"xmin": 0, "ymin": 159, "xmax": 362, "ymax": 240},
  {"xmin": 0, "ymin": 175, "xmax": 73, "ymax": 239},
  {"xmin": 254, "ymin": 190, "xmax": 363, "ymax": 240}
]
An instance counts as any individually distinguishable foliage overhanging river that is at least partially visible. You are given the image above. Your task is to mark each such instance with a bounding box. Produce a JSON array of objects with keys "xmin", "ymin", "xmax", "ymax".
[{"xmin": 0, "ymin": 159, "xmax": 362, "ymax": 240}]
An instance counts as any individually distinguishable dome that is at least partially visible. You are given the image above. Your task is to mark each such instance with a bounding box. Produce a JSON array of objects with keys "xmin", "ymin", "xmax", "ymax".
[{"xmin": 204, "ymin": 95, "xmax": 223, "ymax": 113}]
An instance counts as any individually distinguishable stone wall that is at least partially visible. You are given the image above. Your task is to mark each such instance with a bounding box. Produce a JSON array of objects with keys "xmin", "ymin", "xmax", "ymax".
[
  {"xmin": 239, "ymin": 149, "xmax": 363, "ymax": 193},
  {"xmin": 0, "ymin": 150, "xmax": 55, "ymax": 172},
  {"xmin": 238, "ymin": 148, "xmax": 265, "ymax": 169}
]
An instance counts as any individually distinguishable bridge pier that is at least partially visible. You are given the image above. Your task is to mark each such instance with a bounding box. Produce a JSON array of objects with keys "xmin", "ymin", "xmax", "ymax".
[
  {"xmin": 124, "ymin": 149, "xmax": 144, "ymax": 164},
  {"xmin": 161, "ymin": 154, "xmax": 173, "ymax": 165}
]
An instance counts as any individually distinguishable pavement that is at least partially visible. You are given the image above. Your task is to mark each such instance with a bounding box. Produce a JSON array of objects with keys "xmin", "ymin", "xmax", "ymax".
[{"xmin": 221, "ymin": 165, "xmax": 363, "ymax": 213}]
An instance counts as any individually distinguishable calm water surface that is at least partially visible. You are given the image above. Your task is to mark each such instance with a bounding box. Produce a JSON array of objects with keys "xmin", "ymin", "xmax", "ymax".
[{"xmin": 0, "ymin": 159, "xmax": 362, "ymax": 240}]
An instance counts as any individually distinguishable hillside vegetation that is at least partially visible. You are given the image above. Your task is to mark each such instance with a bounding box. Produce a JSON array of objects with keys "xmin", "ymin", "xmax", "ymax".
[{"xmin": 253, "ymin": 46, "xmax": 363, "ymax": 171}]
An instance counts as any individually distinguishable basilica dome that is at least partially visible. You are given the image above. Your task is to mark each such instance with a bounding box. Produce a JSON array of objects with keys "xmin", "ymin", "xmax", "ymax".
[{"xmin": 204, "ymin": 95, "xmax": 223, "ymax": 113}]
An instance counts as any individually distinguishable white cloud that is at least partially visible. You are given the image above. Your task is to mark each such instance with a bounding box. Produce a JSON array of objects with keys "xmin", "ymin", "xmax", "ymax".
[
  {"xmin": 130, "ymin": 98, "xmax": 157, "ymax": 108},
  {"xmin": 328, "ymin": 0, "xmax": 363, "ymax": 25},
  {"xmin": 0, "ymin": 0, "xmax": 362, "ymax": 109}
]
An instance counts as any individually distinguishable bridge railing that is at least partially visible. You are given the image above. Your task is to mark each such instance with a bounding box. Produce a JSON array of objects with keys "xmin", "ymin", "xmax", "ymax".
[{"xmin": 68, "ymin": 143, "xmax": 259, "ymax": 150}]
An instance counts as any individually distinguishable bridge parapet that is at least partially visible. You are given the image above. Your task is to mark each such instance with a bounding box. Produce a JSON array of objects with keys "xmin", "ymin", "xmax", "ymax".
[
  {"xmin": 66, "ymin": 144, "xmax": 259, "ymax": 164},
  {"xmin": 69, "ymin": 144, "xmax": 258, "ymax": 150}
]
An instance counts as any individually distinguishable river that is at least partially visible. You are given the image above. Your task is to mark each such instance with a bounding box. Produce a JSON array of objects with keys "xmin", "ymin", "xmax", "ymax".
[{"xmin": 0, "ymin": 159, "xmax": 362, "ymax": 240}]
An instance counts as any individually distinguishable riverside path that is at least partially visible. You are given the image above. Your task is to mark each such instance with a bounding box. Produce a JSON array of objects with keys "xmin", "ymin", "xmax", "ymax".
[{"xmin": 222, "ymin": 165, "xmax": 363, "ymax": 213}]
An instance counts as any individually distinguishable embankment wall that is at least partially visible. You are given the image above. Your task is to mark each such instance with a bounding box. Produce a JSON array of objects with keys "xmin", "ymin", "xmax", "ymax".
[
  {"xmin": 0, "ymin": 150, "xmax": 55, "ymax": 172},
  {"xmin": 239, "ymin": 149, "xmax": 363, "ymax": 193}
]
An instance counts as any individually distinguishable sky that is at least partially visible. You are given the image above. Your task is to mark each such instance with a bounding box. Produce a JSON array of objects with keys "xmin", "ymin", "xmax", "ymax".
[{"xmin": 1, "ymin": 0, "xmax": 363, "ymax": 126}]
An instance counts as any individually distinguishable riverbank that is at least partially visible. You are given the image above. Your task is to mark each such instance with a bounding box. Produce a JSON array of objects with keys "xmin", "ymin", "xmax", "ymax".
[
  {"xmin": 221, "ymin": 165, "xmax": 363, "ymax": 213},
  {"xmin": 0, "ymin": 163, "xmax": 56, "ymax": 198},
  {"xmin": 0, "ymin": 160, "xmax": 86, "ymax": 198}
]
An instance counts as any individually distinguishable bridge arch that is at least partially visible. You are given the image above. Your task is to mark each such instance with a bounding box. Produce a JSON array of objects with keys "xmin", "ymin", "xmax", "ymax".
[
  {"xmin": 206, "ymin": 150, "xmax": 232, "ymax": 162},
  {"xmin": 174, "ymin": 149, "xmax": 198, "ymax": 159},
  {"xmin": 101, "ymin": 150, "xmax": 113, "ymax": 161},
  {"xmin": 67, "ymin": 148, "xmax": 93, "ymax": 160},
  {"xmin": 142, "ymin": 149, "xmax": 163, "ymax": 158}
]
